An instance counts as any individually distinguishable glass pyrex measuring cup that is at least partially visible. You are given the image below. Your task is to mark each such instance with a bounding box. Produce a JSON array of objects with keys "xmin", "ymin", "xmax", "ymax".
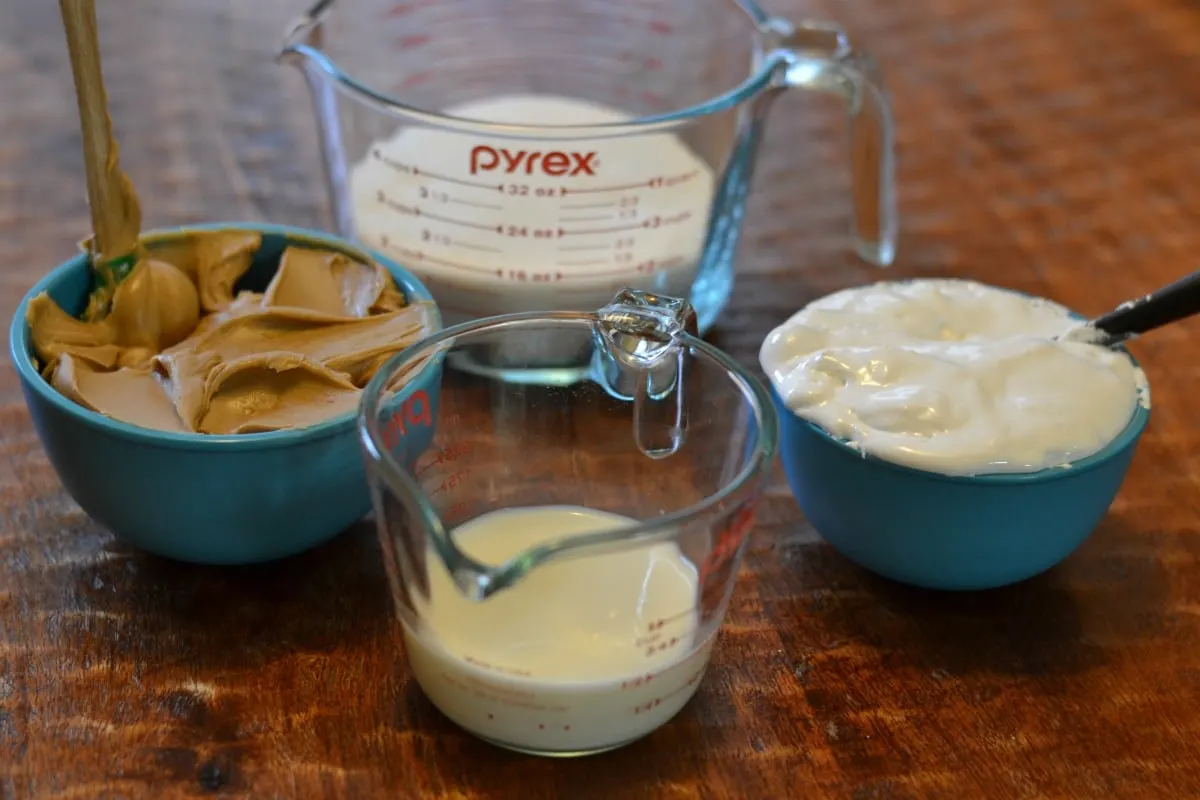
[
  {"xmin": 358, "ymin": 288, "xmax": 779, "ymax": 756},
  {"xmin": 279, "ymin": 0, "xmax": 896, "ymax": 379}
]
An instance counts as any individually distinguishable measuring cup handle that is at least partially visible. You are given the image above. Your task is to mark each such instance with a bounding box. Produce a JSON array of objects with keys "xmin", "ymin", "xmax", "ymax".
[{"xmin": 774, "ymin": 21, "xmax": 898, "ymax": 267}]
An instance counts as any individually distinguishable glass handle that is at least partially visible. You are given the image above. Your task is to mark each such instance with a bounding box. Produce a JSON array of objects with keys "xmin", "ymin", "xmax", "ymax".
[
  {"xmin": 593, "ymin": 288, "xmax": 697, "ymax": 459},
  {"xmin": 772, "ymin": 21, "xmax": 898, "ymax": 267},
  {"xmin": 277, "ymin": 0, "xmax": 354, "ymax": 238}
]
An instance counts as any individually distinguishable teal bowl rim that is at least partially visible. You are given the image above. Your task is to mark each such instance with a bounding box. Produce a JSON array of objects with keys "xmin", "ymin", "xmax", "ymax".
[
  {"xmin": 776, "ymin": 349, "xmax": 1151, "ymax": 486},
  {"xmin": 9, "ymin": 222, "xmax": 441, "ymax": 453}
]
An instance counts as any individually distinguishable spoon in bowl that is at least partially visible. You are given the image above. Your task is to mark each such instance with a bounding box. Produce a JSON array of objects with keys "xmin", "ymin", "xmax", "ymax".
[
  {"xmin": 59, "ymin": 0, "xmax": 200, "ymax": 349},
  {"xmin": 1061, "ymin": 269, "xmax": 1200, "ymax": 348}
]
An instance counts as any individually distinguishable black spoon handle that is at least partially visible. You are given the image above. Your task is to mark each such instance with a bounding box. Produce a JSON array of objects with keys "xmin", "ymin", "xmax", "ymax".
[{"xmin": 1090, "ymin": 269, "xmax": 1200, "ymax": 345}]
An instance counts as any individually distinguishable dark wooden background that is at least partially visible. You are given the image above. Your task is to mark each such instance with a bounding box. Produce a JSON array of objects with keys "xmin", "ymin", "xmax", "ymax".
[{"xmin": 3, "ymin": 0, "xmax": 1200, "ymax": 797}]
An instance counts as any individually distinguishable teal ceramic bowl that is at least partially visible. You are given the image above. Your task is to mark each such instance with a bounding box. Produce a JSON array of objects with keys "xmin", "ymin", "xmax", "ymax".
[
  {"xmin": 10, "ymin": 223, "xmax": 441, "ymax": 565},
  {"xmin": 774, "ymin": 376, "xmax": 1151, "ymax": 591}
]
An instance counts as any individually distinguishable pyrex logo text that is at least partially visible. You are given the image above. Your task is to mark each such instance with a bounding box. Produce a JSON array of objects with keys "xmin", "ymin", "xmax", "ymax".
[{"xmin": 469, "ymin": 146, "xmax": 598, "ymax": 177}]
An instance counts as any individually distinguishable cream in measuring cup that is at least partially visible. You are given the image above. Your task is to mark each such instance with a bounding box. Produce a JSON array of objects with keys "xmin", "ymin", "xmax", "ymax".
[
  {"xmin": 760, "ymin": 279, "xmax": 1149, "ymax": 476},
  {"xmin": 405, "ymin": 505, "xmax": 713, "ymax": 754},
  {"xmin": 349, "ymin": 94, "xmax": 716, "ymax": 324}
]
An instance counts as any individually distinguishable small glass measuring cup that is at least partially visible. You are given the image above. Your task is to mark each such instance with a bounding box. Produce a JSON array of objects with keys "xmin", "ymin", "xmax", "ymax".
[
  {"xmin": 358, "ymin": 289, "xmax": 779, "ymax": 756},
  {"xmin": 279, "ymin": 0, "xmax": 896, "ymax": 380}
]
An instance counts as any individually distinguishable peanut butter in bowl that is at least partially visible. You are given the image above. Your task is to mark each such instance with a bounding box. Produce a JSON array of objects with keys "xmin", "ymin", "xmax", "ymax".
[{"xmin": 26, "ymin": 228, "xmax": 437, "ymax": 436}]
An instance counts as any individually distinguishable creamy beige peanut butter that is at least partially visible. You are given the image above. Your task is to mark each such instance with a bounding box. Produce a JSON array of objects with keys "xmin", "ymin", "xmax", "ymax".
[{"xmin": 29, "ymin": 230, "xmax": 435, "ymax": 434}]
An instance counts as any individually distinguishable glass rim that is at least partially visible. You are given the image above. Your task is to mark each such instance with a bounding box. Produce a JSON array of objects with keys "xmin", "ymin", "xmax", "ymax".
[
  {"xmin": 278, "ymin": 0, "xmax": 781, "ymax": 140},
  {"xmin": 357, "ymin": 309, "xmax": 780, "ymax": 560}
]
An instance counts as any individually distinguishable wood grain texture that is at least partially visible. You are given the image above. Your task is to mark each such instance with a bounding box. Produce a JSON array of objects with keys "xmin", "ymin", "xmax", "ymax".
[{"xmin": 3, "ymin": 0, "xmax": 1200, "ymax": 797}]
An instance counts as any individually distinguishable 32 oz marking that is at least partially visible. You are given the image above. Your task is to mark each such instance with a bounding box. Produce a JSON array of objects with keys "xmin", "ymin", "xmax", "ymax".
[{"xmin": 503, "ymin": 184, "xmax": 566, "ymax": 197}]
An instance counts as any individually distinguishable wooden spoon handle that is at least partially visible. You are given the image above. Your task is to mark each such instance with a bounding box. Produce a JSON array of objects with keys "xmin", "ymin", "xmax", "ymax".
[{"xmin": 59, "ymin": 0, "xmax": 142, "ymax": 269}]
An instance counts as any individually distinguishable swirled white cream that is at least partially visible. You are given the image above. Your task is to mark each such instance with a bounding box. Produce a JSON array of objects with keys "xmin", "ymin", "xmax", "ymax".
[{"xmin": 759, "ymin": 279, "xmax": 1148, "ymax": 476}]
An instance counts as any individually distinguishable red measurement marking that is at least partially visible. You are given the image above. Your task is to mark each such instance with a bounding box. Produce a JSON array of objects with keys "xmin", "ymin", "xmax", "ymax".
[
  {"xmin": 561, "ymin": 261, "xmax": 667, "ymax": 280},
  {"xmin": 415, "ymin": 441, "xmax": 474, "ymax": 477},
  {"xmin": 644, "ymin": 57, "xmax": 663, "ymax": 71},
  {"xmin": 400, "ymin": 70, "xmax": 433, "ymax": 89},
  {"xmin": 648, "ymin": 210, "xmax": 692, "ymax": 228},
  {"xmin": 663, "ymin": 669, "xmax": 707, "ymax": 700},
  {"xmin": 640, "ymin": 92, "xmax": 665, "ymax": 109},
  {"xmin": 558, "ymin": 212, "xmax": 690, "ymax": 237},
  {"xmin": 649, "ymin": 20, "xmax": 673, "ymax": 35},
  {"xmin": 652, "ymin": 170, "xmax": 701, "ymax": 188},
  {"xmin": 390, "ymin": 246, "xmax": 496, "ymax": 277},
  {"xmin": 450, "ymin": 197, "xmax": 503, "ymax": 211},
  {"xmin": 698, "ymin": 505, "xmax": 757, "ymax": 588},
  {"xmin": 557, "ymin": 266, "xmax": 643, "ymax": 280},
  {"xmin": 556, "ymin": 243, "xmax": 611, "ymax": 252},
  {"xmin": 647, "ymin": 609, "xmax": 694, "ymax": 632},
  {"xmin": 558, "ymin": 214, "xmax": 615, "ymax": 223},
  {"xmin": 643, "ymin": 636, "xmax": 682, "ymax": 657},
  {"xmin": 417, "ymin": 186, "xmax": 503, "ymax": 210},
  {"xmin": 561, "ymin": 201, "xmax": 616, "ymax": 210},
  {"xmin": 463, "ymin": 656, "xmax": 533, "ymax": 678},
  {"xmin": 564, "ymin": 181, "xmax": 650, "ymax": 196},
  {"xmin": 497, "ymin": 225, "xmax": 559, "ymax": 239},
  {"xmin": 558, "ymin": 221, "xmax": 643, "ymax": 236},
  {"xmin": 377, "ymin": 198, "xmax": 499, "ymax": 233},
  {"xmin": 621, "ymin": 673, "xmax": 656, "ymax": 690},
  {"xmin": 397, "ymin": 34, "xmax": 431, "ymax": 49},
  {"xmin": 379, "ymin": 194, "xmax": 499, "ymax": 230},
  {"xmin": 424, "ymin": 210, "xmax": 500, "ymax": 233},
  {"xmin": 494, "ymin": 269, "xmax": 566, "ymax": 284},
  {"xmin": 562, "ymin": 170, "xmax": 699, "ymax": 195},
  {"xmin": 415, "ymin": 228, "xmax": 451, "ymax": 247},
  {"xmin": 371, "ymin": 153, "xmax": 501, "ymax": 191},
  {"xmin": 498, "ymin": 184, "xmax": 567, "ymax": 198},
  {"xmin": 633, "ymin": 698, "xmax": 664, "ymax": 714},
  {"xmin": 559, "ymin": 256, "xmax": 681, "ymax": 278},
  {"xmin": 385, "ymin": 0, "xmax": 434, "ymax": 16},
  {"xmin": 452, "ymin": 240, "xmax": 501, "ymax": 253},
  {"xmin": 630, "ymin": 667, "xmax": 708, "ymax": 711},
  {"xmin": 418, "ymin": 169, "xmax": 501, "ymax": 191},
  {"xmin": 428, "ymin": 471, "xmax": 469, "ymax": 496}
]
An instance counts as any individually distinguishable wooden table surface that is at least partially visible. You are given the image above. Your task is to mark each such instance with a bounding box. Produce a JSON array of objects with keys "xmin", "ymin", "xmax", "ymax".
[{"xmin": 3, "ymin": 0, "xmax": 1200, "ymax": 797}]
